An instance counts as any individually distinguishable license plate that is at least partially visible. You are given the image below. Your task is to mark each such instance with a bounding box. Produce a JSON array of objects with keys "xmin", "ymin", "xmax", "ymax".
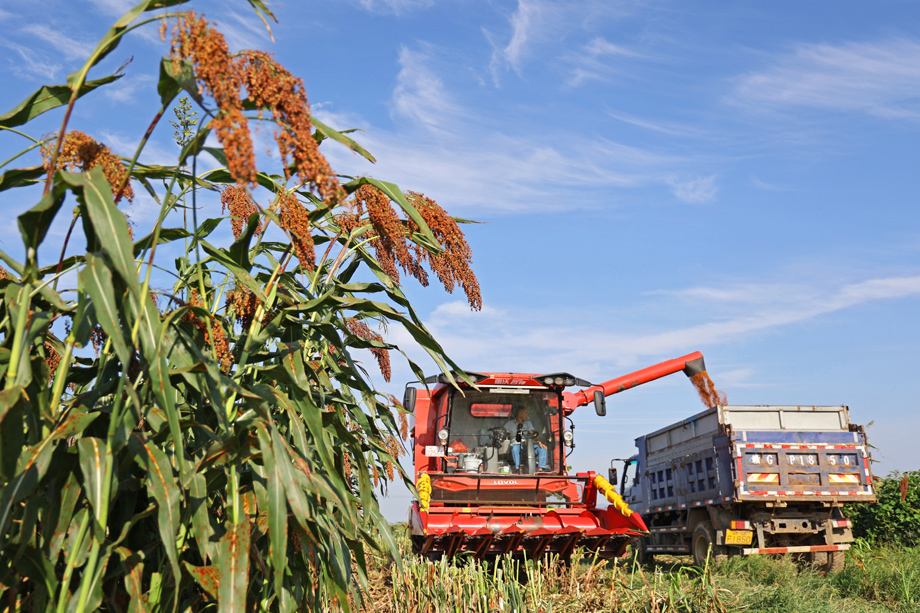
[{"xmin": 725, "ymin": 529, "xmax": 753, "ymax": 545}]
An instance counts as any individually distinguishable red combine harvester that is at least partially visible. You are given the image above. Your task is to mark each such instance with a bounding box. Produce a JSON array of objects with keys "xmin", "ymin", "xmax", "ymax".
[{"xmin": 403, "ymin": 351, "xmax": 708, "ymax": 560}]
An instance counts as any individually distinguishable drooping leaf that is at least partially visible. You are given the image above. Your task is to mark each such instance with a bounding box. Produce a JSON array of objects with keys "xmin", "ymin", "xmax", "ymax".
[
  {"xmin": 47, "ymin": 472, "xmax": 81, "ymax": 561},
  {"xmin": 228, "ymin": 211, "xmax": 261, "ymax": 272},
  {"xmin": 12, "ymin": 546, "xmax": 57, "ymax": 606},
  {"xmin": 77, "ymin": 437, "xmax": 110, "ymax": 524},
  {"xmin": 61, "ymin": 167, "xmax": 138, "ymax": 292},
  {"xmin": 184, "ymin": 562, "xmax": 220, "ymax": 600},
  {"xmin": 217, "ymin": 522, "xmax": 250, "ymax": 612},
  {"xmin": 311, "ymin": 116, "xmax": 376, "ymax": 163},
  {"xmin": 188, "ymin": 471, "xmax": 214, "ymax": 563},
  {"xmin": 16, "ymin": 179, "xmax": 67, "ymax": 255},
  {"xmin": 0, "ymin": 166, "xmax": 44, "ymax": 193},
  {"xmin": 0, "ymin": 73, "xmax": 123, "ymax": 129},
  {"xmin": 80, "ymin": 253, "xmax": 131, "ymax": 366},
  {"xmin": 129, "ymin": 435, "xmax": 181, "ymax": 588}
]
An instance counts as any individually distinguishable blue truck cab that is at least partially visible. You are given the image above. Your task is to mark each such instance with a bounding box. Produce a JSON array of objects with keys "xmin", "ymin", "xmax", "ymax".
[{"xmin": 616, "ymin": 405, "xmax": 875, "ymax": 573}]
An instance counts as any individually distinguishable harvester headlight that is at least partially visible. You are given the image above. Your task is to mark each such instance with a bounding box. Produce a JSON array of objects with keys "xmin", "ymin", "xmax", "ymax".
[
  {"xmin": 563, "ymin": 430, "xmax": 574, "ymax": 445},
  {"xmin": 543, "ymin": 377, "xmax": 554, "ymax": 385},
  {"xmin": 438, "ymin": 428, "xmax": 449, "ymax": 443},
  {"xmin": 554, "ymin": 377, "xmax": 564, "ymax": 385},
  {"xmin": 564, "ymin": 377, "xmax": 575, "ymax": 387}
]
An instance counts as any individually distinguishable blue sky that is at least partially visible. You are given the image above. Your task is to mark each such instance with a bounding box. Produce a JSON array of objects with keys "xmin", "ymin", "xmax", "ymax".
[{"xmin": 2, "ymin": 0, "xmax": 918, "ymax": 520}]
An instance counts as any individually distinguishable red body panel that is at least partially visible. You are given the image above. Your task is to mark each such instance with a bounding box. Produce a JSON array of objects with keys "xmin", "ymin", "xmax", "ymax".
[{"xmin": 409, "ymin": 353, "xmax": 703, "ymax": 559}]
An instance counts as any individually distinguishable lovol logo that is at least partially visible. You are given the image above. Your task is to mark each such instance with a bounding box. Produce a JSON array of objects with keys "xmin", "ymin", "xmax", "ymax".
[{"xmin": 493, "ymin": 480, "xmax": 519, "ymax": 485}]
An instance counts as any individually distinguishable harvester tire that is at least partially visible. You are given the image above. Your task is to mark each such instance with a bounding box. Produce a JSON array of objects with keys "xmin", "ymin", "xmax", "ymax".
[{"xmin": 691, "ymin": 523, "xmax": 726, "ymax": 567}]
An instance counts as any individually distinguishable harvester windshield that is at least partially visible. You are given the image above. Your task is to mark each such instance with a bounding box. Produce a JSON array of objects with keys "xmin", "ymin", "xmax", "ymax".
[{"xmin": 443, "ymin": 389, "xmax": 561, "ymax": 475}]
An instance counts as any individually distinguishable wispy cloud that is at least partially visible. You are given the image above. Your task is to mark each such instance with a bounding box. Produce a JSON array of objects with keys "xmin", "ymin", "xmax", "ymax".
[
  {"xmin": 316, "ymin": 101, "xmax": 719, "ymax": 213},
  {"xmin": 21, "ymin": 24, "xmax": 95, "ymax": 62},
  {"xmin": 666, "ymin": 174, "xmax": 718, "ymax": 203},
  {"xmin": 106, "ymin": 73, "xmax": 156, "ymax": 104},
  {"xmin": 356, "ymin": 0, "xmax": 434, "ymax": 14},
  {"xmin": 217, "ymin": 9, "xmax": 272, "ymax": 51},
  {"xmin": 1, "ymin": 40, "xmax": 60, "ymax": 80},
  {"xmin": 87, "ymin": 0, "xmax": 135, "ymax": 17},
  {"xmin": 563, "ymin": 37, "xmax": 642, "ymax": 88},
  {"xmin": 605, "ymin": 109, "xmax": 710, "ymax": 139},
  {"xmin": 391, "ymin": 45, "xmax": 462, "ymax": 133},
  {"xmin": 388, "ymin": 274, "xmax": 920, "ymax": 382},
  {"xmin": 487, "ymin": 0, "xmax": 555, "ymax": 85},
  {"xmin": 732, "ymin": 38, "xmax": 920, "ymax": 120}
]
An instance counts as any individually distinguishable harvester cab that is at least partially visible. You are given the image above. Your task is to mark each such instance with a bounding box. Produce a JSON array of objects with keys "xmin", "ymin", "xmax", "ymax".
[{"xmin": 403, "ymin": 352, "xmax": 707, "ymax": 560}]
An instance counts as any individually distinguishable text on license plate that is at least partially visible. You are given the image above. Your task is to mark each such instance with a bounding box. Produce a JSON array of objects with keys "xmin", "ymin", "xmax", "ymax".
[{"xmin": 724, "ymin": 529, "xmax": 753, "ymax": 545}]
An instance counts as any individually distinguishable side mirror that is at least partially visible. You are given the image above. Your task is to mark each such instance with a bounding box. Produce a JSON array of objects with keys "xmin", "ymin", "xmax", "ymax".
[
  {"xmin": 403, "ymin": 387, "xmax": 417, "ymax": 413},
  {"xmin": 608, "ymin": 467, "xmax": 618, "ymax": 486},
  {"xmin": 594, "ymin": 390, "xmax": 606, "ymax": 417}
]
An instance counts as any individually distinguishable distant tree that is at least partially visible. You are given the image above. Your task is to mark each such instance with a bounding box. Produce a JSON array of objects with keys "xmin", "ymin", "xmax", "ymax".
[{"xmin": 0, "ymin": 1, "xmax": 480, "ymax": 610}]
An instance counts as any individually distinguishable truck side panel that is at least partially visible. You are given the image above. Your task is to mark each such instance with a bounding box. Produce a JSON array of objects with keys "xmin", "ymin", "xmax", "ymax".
[{"xmin": 628, "ymin": 405, "xmax": 874, "ymax": 562}]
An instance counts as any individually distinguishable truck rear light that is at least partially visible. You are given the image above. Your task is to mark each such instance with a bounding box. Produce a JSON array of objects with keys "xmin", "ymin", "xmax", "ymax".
[{"xmin": 730, "ymin": 520, "xmax": 751, "ymax": 530}]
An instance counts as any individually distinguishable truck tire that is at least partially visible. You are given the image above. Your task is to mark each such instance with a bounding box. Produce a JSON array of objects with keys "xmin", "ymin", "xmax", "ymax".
[
  {"xmin": 631, "ymin": 536, "xmax": 654, "ymax": 566},
  {"xmin": 811, "ymin": 551, "xmax": 845, "ymax": 574},
  {"xmin": 692, "ymin": 523, "xmax": 726, "ymax": 567}
]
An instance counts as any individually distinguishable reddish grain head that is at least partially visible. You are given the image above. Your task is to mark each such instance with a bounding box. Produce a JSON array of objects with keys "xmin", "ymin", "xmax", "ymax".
[
  {"xmin": 345, "ymin": 317, "xmax": 391, "ymax": 382},
  {"xmin": 221, "ymin": 184, "xmax": 262, "ymax": 239},
  {"xmin": 278, "ymin": 191, "xmax": 315, "ymax": 272},
  {"xmin": 170, "ymin": 13, "xmax": 255, "ymax": 185},
  {"xmin": 43, "ymin": 131, "xmax": 134, "ymax": 202}
]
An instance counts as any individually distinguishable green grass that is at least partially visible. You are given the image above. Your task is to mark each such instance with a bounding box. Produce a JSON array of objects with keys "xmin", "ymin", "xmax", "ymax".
[{"xmin": 347, "ymin": 531, "xmax": 919, "ymax": 613}]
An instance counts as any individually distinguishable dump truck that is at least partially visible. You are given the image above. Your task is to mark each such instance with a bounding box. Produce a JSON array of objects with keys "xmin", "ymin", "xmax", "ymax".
[
  {"xmin": 403, "ymin": 352, "xmax": 709, "ymax": 560},
  {"xmin": 614, "ymin": 404, "xmax": 876, "ymax": 573}
]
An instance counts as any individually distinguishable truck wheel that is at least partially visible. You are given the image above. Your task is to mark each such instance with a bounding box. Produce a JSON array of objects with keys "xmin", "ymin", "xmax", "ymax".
[
  {"xmin": 809, "ymin": 550, "xmax": 844, "ymax": 574},
  {"xmin": 692, "ymin": 523, "xmax": 725, "ymax": 567},
  {"xmin": 819, "ymin": 551, "xmax": 844, "ymax": 574}
]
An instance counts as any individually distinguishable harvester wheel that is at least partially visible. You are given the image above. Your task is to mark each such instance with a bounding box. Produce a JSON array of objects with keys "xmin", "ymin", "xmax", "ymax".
[{"xmin": 691, "ymin": 523, "xmax": 726, "ymax": 567}]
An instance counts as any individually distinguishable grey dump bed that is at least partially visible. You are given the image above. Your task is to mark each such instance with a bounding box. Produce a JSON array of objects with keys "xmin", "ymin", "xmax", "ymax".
[{"xmin": 637, "ymin": 405, "xmax": 874, "ymax": 513}]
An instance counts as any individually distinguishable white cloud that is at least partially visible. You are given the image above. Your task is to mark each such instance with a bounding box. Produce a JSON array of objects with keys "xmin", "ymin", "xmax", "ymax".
[
  {"xmin": 732, "ymin": 38, "xmax": 920, "ymax": 120},
  {"xmin": 87, "ymin": 0, "xmax": 135, "ymax": 17},
  {"xmin": 605, "ymin": 109, "xmax": 709, "ymax": 139},
  {"xmin": 217, "ymin": 9, "xmax": 272, "ymax": 52},
  {"xmin": 389, "ymin": 274, "xmax": 920, "ymax": 382},
  {"xmin": 316, "ymin": 102, "xmax": 719, "ymax": 213},
  {"xmin": 391, "ymin": 46, "xmax": 461, "ymax": 133},
  {"xmin": 21, "ymin": 24, "xmax": 95, "ymax": 62},
  {"xmin": 106, "ymin": 73, "xmax": 156, "ymax": 104},
  {"xmin": 667, "ymin": 174, "xmax": 718, "ymax": 203},
  {"xmin": 487, "ymin": 0, "xmax": 556, "ymax": 85},
  {"xmin": 1, "ymin": 40, "xmax": 61, "ymax": 81},
  {"xmin": 356, "ymin": 0, "xmax": 435, "ymax": 14},
  {"xmin": 563, "ymin": 37, "xmax": 642, "ymax": 88}
]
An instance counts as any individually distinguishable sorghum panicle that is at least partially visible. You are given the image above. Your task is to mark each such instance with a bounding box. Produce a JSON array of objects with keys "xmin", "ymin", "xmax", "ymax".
[
  {"xmin": 278, "ymin": 191, "xmax": 315, "ymax": 272},
  {"xmin": 42, "ymin": 131, "xmax": 134, "ymax": 202},
  {"xmin": 345, "ymin": 317, "xmax": 391, "ymax": 382},
  {"xmin": 221, "ymin": 184, "xmax": 262, "ymax": 239},
  {"xmin": 170, "ymin": 13, "xmax": 256, "ymax": 185}
]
